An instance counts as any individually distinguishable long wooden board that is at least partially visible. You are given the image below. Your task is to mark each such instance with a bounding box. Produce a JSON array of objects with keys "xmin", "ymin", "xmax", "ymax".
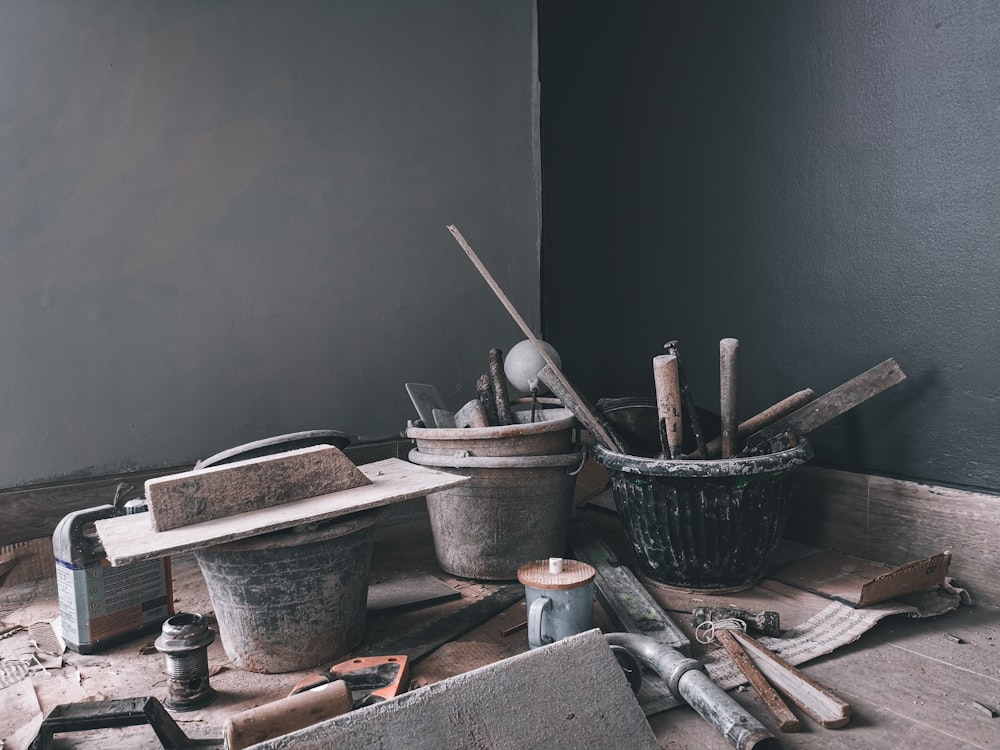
[
  {"xmin": 742, "ymin": 357, "xmax": 905, "ymax": 450},
  {"xmin": 94, "ymin": 458, "xmax": 467, "ymax": 566}
]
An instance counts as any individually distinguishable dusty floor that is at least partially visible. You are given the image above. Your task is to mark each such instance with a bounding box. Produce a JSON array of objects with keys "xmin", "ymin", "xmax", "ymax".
[{"xmin": 1, "ymin": 508, "xmax": 998, "ymax": 749}]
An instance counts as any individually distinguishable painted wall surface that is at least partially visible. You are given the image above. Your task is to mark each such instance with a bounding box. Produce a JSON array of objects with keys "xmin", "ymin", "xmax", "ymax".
[
  {"xmin": 0, "ymin": 1, "xmax": 540, "ymax": 488},
  {"xmin": 540, "ymin": 1, "xmax": 1000, "ymax": 492}
]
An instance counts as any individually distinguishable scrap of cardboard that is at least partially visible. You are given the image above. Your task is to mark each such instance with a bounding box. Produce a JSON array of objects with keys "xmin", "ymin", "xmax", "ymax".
[{"xmin": 766, "ymin": 549, "xmax": 951, "ymax": 608}]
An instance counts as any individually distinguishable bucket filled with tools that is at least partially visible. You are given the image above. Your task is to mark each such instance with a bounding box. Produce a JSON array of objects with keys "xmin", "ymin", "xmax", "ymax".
[{"xmin": 593, "ymin": 437, "xmax": 812, "ymax": 592}]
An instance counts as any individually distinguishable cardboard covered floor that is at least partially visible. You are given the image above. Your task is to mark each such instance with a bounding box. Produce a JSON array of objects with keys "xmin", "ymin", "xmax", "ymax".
[{"xmin": 2, "ymin": 503, "xmax": 998, "ymax": 750}]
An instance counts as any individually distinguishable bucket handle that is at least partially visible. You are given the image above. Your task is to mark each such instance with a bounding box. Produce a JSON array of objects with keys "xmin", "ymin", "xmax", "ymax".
[{"xmin": 566, "ymin": 444, "xmax": 588, "ymax": 476}]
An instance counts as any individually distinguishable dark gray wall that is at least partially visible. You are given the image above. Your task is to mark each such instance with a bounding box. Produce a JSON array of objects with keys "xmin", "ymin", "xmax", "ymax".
[
  {"xmin": 540, "ymin": 1, "xmax": 1000, "ymax": 492},
  {"xmin": 0, "ymin": 1, "xmax": 540, "ymax": 488}
]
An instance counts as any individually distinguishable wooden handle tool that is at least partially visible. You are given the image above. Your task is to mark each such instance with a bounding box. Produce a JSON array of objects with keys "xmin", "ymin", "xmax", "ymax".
[
  {"xmin": 719, "ymin": 338, "xmax": 740, "ymax": 458},
  {"xmin": 715, "ymin": 629, "xmax": 801, "ymax": 732},
  {"xmin": 476, "ymin": 373, "xmax": 499, "ymax": 426},
  {"xmin": 732, "ymin": 630, "xmax": 851, "ymax": 729},
  {"xmin": 224, "ymin": 679, "xmax": 353, "ymax": 750},
  {"xmin": 652, "ymin": 354, "xmax": 683, "ymax": 459},
  {"xmin": 448, "ymin": 225, "xmax": 627, "ymax": 453},
  {"xmin": 689, "ymin": 388, "xmax": 815, "ymax": 459},
  {"xmin": 489, "ymin": 348, "xmax": 513, "ymax": 425},
  {"xmin": 741, "ymin": 358, "xmax": 906, "ymax": 453}
]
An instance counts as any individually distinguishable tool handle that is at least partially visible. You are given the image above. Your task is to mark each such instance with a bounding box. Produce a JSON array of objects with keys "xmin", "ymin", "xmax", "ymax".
[
  {"xmin": 652, "ymin": 354, "xmax": 683, "ymax": 459},
  {"xmin": 489, "ymin": 348, "xmax": 513, "ymax": 426},
  {"xmin": 691, "ymin": 389, "xmax": 815, "ymax": 459},
  {"xmin": 716, "ymin": 629, "xmax": 801, "ymax": 732},
  {"xmin": 224, "ymin": 679, "xmax": 353, "ymax": 750},
  {"xmin": 719, "ymin": 338, "xmax": 740, "ymax": 458},
  {"xmin": 732, "ymin": 630, "xmax": 851, "ymax": 729},
  {"xmin": 448, "ymin": 225, "xmax": 622, "ymax": 451}
]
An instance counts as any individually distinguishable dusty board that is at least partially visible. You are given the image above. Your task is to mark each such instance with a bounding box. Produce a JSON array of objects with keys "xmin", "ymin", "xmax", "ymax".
[
  {"xmin": 145, "ymin": 445, "xmax": 370, "ymax": 531},
  {"xmin": 94, "ymin": 459, "xmax": 467, "ymax": 566}
]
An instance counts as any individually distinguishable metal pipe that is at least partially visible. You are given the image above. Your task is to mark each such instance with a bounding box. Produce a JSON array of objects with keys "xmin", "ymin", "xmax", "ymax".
[{"xmin": 606, "ymin": 633, "xmax": 780, "ymax": 750}]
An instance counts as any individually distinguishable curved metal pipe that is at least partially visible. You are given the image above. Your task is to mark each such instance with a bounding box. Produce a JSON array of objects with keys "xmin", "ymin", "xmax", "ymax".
[{"xmin": 606, "ymin": 633, "xmax": 781, "ymax": 750}]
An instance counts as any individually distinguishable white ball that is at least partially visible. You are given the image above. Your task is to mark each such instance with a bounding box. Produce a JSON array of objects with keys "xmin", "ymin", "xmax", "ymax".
[{"xmin": 504, "ymin": 339, "xmax": 561, "ymax": 394}]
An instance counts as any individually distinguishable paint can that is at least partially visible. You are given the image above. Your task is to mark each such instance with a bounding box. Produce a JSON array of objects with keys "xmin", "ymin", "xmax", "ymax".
[{"xmin": 53, "ymin": 502, "xmax": 174, "ymax": 653}]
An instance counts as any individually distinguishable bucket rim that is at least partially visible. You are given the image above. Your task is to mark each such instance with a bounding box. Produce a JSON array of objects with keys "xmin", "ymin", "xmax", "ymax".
[
  {"xmin": 408, "ymin": 447, "xmax": 584, "ymax": 470},
  {"xmin": 592, "ymin": 438, "xmax": 812, "ymax": 477},
  {"xmin": 405, "ymin": 408, "xmax": 577, "ymax": 441},
  {"xmin": 196, "ymin": 508, "xmax": 382, "ymax": 553}
]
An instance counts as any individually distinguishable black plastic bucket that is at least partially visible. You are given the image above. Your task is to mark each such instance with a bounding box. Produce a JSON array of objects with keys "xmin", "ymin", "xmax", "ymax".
[{"xmin": 592, "ymin": 439, "xmax": 812, "ymax": 592}]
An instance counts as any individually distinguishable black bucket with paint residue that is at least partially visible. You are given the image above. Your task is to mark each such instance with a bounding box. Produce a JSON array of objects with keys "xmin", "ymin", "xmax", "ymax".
[{"xmin": 593, "ymin": 439, "xmax": 812, "ymax": 592}]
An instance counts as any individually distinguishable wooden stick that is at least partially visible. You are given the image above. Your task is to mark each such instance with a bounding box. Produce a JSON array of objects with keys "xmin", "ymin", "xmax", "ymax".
[
  {"xmin": 689, "ymin": 389, "xmax": 815, "ymax": 459},
  {"xmin": 715, "ymin": 629, "xmax": 801, "ymax": 732},
  {"xmin": 720, "ymin": 338, "xmax": 740, "ymax": 458},
  {"xmin": 476, "ymin": 373, "xmax": 499, "ymax": 426},
  {"xmin": 732, "ymin": 630, "xmax": 851, "ymax": 729},
  {"xmin": 741, "ymin": 358, "xmax": 906, "ymax": 452},
  {"xmin": 537, "ymin": 365, "xmax": 629, "ymax": 453},
  {"xmin": 663, "ymin": 341, "xmax": 708, "ymax": 459},
  {"xmin": 652, "ymin": 354, "xmax": 683, "ymax": 459},
  {"xmin": 489, "ymin": 348, "xmax": 513, "ymax": 426},
  {"xmin": 448, "ymin": 225, "xmax": 622, "ymax": 451}
]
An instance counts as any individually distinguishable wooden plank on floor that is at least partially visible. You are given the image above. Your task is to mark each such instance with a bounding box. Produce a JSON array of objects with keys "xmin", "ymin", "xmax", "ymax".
[
  {"xmin": 94, "ymin": 459, "xmax": 468, "ymax": 565},
  {"xmin": 367, "ymin": 573, "xmax": 461, "ymax": 613}
]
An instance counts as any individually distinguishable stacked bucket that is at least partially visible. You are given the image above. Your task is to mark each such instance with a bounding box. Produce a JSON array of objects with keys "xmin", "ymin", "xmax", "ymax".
[{"xmin": 406, "ymin": 407, "xmax": 583, "ymax": 580}]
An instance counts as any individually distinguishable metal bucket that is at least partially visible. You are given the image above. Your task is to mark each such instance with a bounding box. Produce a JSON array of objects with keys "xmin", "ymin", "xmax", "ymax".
[
  {"xmin": 193, "ymin": 510, "xmax": 380, "ymax": 673},
  {"xmin": 408, "ymin": 449, "xmax": 584, "ymax": 580},
  {"xmin": 593, "ymin": 440, "xmax": 812, "ymax": 592}
]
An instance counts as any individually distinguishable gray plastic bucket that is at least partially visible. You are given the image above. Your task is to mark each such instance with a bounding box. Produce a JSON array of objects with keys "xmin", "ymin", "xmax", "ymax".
[
  {"xmin": 194, "ymin": 510, "xmax": 380, "ymax": 673},
  {"xmin": 408, "ymin": 449, "xmax": 584, "ymax": 581},
  {"xmin": 593, "ymin": 439, "xmax": 812, "ymax": 592}
]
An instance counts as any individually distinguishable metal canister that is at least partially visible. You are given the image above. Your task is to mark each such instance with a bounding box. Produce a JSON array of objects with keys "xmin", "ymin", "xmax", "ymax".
[{"xmin": 53, "ymin": 503, "xmax": 174, "ymax": 654}]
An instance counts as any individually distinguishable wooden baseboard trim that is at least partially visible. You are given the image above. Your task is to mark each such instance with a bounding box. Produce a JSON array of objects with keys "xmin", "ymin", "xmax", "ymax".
[{"xmin": 787, "ymin": 465, "xmax": 1000, "ymax": 607}]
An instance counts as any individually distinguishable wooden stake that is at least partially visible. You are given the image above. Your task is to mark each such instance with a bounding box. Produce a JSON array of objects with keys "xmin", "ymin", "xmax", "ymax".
[
  {"xmin": 720, "ymin": 338, "xmax": 740, "ymax": 458},
  {"xmin": 448, "ymin": 225, "xmax": 624, "ymax": 452}
]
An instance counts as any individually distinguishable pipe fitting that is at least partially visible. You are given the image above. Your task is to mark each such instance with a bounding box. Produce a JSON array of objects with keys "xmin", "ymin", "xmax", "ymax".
[
  {"xmin": 155, "ymin": 612, "xmax": 217, "ymax": 711},
  {"xmin": 605, "ymin": 633, "xmax": 780, "ymax": 750}
]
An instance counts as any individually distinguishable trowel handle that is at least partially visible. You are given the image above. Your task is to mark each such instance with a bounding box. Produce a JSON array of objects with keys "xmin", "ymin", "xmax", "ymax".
[{"xmin": 527, "ymin": 596, "xmax": 553, "ymax": 649}]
